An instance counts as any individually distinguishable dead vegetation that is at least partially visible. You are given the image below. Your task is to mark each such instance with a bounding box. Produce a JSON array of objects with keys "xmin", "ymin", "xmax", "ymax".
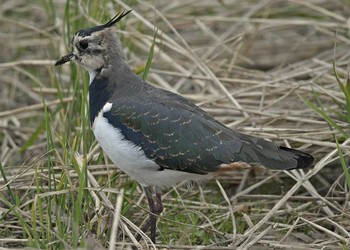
[{"xmin": 0, "ymin": 0, "xmax": 350, "ymax": 249}]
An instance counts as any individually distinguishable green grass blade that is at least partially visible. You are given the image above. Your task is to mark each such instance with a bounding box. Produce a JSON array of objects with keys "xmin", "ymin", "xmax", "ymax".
[
  {"xmin": 0, "ymin": 161, "xmax": 15, "ymax": 204},
  {"xmin": 333, "ymin": 60, "xmax": 350, "ymax": 127},
  {"xmin": 142, "ymin": 29, "xmax": 158, "ymax": 80},
  {"xmin": 20, "ymin": 122, "xmax": 46, "ymax": 152},
  {"xmin": 299, "ymin": 94, "xmax": 347, "ymax": 138},
  {"xmin": 335, "ymin": 139, "xmax": 350, "ymax": 191}
]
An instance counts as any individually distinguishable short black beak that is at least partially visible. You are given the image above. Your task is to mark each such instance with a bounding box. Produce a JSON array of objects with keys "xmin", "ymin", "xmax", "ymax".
[{"xmin": 55, "ymin": 53, "xmax": 74, "ymax": 66}]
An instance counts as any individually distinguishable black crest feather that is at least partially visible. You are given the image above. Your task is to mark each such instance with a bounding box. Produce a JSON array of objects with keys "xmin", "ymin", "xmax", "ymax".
[
  {"xmin": 77, "ymin": 10, "xmax": 132, "ymax": 37},
  {"xmin": 104, "ymin": 10, "xmax": 133, "ymax": 28}
]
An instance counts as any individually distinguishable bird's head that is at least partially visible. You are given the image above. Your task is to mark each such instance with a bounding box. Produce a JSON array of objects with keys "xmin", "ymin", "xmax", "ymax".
[{"xmin": 55, "ymin": 10, "xmax": 132, "ymax": 75}]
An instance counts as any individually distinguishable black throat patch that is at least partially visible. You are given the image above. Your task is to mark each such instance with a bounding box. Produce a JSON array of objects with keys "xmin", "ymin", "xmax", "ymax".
[{"xmin": 89, "ymin": 75, "xmax": 114, "ymax": 125}]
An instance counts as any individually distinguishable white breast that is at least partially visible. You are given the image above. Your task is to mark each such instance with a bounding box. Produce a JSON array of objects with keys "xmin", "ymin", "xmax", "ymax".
[{"xmin": 92, "ymin": 103, "xmax": 211, "ymax": 187}]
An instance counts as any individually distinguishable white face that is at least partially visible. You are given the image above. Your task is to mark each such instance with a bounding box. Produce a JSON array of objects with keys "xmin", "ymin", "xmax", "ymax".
[
  {"xmin": 55, "ymin": 10, "xmax": 131, "ymax": 70},
  {"xmin": 71, "ymin": 32, "xmax": 106, "ymax": 73}
]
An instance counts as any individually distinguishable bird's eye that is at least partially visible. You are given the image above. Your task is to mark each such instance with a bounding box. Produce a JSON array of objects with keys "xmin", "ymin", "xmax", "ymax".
[{"xmin": 78, "ymin": 40, "xmax": 89, "ymax": 50}]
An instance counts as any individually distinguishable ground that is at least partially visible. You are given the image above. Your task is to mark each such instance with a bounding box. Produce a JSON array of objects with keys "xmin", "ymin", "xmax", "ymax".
[{"xmin": 0, "ymin": 0, "xmax": 349, "ymax": 249}]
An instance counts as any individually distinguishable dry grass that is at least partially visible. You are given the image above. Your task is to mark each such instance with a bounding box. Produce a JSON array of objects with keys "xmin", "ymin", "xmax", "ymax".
[{"xmin": 1, "ymin": 0, "xmax": 350, "ymax": 249}]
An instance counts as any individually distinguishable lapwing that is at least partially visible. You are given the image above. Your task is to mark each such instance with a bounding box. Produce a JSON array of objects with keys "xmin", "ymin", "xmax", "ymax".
[{"xmin": 55, "ymin": 10, "xmax": 315, "ymax": 243}]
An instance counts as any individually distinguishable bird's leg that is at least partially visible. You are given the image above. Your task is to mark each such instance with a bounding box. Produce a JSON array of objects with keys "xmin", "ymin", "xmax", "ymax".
[
  {"xmin": 155, "ymin": 188, "xmax": 163, "ymax": 217},
  {"xmin": 136, "ymin": 186, "xmax": 163, "ymax": 243},
  {"xmin": 151, "ymin": 187, "xmax": 163, "ymax": 242},
  {"xmin": 144, "ymin": 186, "xmax": 157, "ymax": 243}
]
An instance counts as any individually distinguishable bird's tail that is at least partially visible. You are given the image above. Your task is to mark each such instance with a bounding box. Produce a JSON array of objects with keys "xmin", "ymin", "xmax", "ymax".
[
  {"xmin": 247, "ymin": 138, "xmax": 316, "ymax": 170},
  {"xmin": 278, "ymin": 146, "xmax": 315, "ymax": 169},
  {"xmin": 236, "ymin": 135, "xmax": 315, "ymax": 170}
]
